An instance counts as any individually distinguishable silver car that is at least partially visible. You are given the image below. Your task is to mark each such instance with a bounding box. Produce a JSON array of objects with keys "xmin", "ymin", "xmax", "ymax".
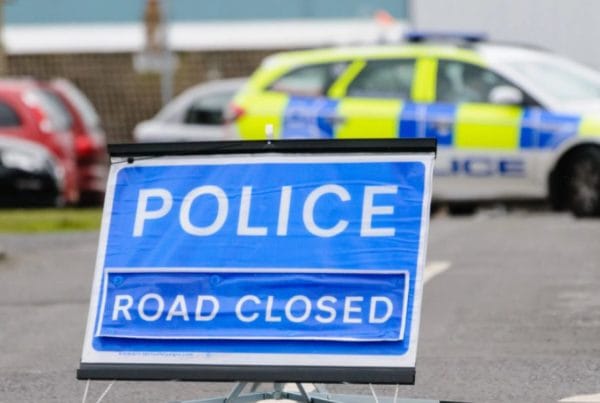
[{"xmin": 133, "ymin": 78, "xmax": 246, "ymax": 143}]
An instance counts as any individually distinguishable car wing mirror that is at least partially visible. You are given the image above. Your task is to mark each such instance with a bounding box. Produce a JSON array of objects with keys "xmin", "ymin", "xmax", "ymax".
[{"xmin": 488, "ymin": 85, "xmax": 524, "ymax": 105}]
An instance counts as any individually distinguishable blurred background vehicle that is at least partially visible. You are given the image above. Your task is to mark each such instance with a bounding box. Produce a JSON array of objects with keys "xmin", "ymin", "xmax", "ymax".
[
  {"xmin": 133, "ymin": 77, "xmax": 246, "ymax": 143},
  {"xmin": 229, "ymin": 34, "xmax": 600, "ymax": 217},
  {"xmin": 43, "ymin": 79, "xmax": 108, "ymax": 205},
  {"xmin": 0, "ymin": 78, "xmax": 80, "ymax": 204},
  {"xmin": 0, "ymin": 135, "xmax": 64, "ymax": 207}
]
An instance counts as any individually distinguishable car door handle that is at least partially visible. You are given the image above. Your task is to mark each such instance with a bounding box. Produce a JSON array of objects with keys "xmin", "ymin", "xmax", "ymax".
[
  {"xmin": 325, "ymin": 115, "xmax": 347, "ymax": 125},
  {"xmin": 430, "ymin": 119, "xmax": 453, "ymax": 133}
]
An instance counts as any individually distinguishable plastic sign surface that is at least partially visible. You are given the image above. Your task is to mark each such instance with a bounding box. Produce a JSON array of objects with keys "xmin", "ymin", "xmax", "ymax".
[{"xmin": 80, "ymin": 146, "xmax": 434, "ymax": 382}]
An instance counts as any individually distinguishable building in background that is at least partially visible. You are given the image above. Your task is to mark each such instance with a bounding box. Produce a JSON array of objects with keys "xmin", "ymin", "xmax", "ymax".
[
  {"xmin": 412, "ymin": 0, "xmax": 600, "ymax": 71},
  {"xmin": 2, "ymin": 0, "xmax": 407, "ymax": 142},
  {"xmin": 4, "ymin": 0, "xmax": 406, "ymax": 53}
]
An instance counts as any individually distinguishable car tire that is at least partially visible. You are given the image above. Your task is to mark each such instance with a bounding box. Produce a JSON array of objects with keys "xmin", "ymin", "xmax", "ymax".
[
  {"xmin": 447, "ymin": 202, "xmax": 477, "ymax": 216},
  {"xmin": 564, "ymin": 147, "xmax": 600, "ymax": 217}
]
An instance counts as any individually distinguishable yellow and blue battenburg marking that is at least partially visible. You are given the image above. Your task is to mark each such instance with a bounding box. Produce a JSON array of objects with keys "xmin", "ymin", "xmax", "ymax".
[
  {"xmin": 520, "ymin": 109, "xmax": 581, "ymax": 149},
  {"xmin": 281, "ymin": 96, "xmax": 338, "ymax": 139},
  {"xmin": 399, "ymin": 103, "xmax": 455, "ymax": 146},
  {"xmin": 279, "ymin": 97, "xmax": 586, "ymax": 151}
]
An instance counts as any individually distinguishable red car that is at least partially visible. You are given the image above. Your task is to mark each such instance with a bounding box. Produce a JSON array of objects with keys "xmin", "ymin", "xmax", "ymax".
[
  {"xmin": 0, "ymin": 78, "xmax": 80, "ymax": 205},
  {"xmin": 44, "ymin": 79, "xmax": 108, "ymax": 204}
]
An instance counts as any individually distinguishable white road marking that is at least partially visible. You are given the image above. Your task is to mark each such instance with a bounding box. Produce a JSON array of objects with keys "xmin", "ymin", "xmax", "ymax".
[
  {"xmin": 560, "ymin": 393, "xmax": 600, "ymax": 402},
  {"xmin": 423, "ymin": 261, "xmax": 452, "ymax": 284}
]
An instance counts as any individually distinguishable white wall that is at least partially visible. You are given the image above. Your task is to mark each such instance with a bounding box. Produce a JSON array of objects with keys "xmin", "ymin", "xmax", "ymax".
[
  {"xmin": 412, "ymin": 0, "xmax": 600, "ymax": 70},
  {"xmin": 3, "ymin": 20, "xmax": 406, "ymax": 55}
]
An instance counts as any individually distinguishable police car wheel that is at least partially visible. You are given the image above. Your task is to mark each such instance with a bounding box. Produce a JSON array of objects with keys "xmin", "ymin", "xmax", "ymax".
[
  {"xmin": 447, "ymin": 202, "xmax": 477, "ymax": 216},
  {"xmin": 566, "ymin": 148, "xmax": 600, "ymax": 217}
]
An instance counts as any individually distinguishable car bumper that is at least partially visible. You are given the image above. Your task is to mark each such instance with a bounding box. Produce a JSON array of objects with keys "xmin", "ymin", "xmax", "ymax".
[{"xmin": 0, "ymin": 167, "xmax": 60, "ymax": 207}]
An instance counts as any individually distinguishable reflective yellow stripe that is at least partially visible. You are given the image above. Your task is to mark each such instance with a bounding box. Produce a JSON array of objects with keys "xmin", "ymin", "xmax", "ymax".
[
  {"xmin": 434, "ymin": 49, "xmax": 486, "ymax": 66},
  {"xmin": 328, "ymin": 60, "xmax": 366, "ymax": 98},
  {"xmin": 412, "ymin": 58, "xmax": 437, "ymax": 102},
  {"xmin": 335, "ymin": 99, "xmax": 401, "ymax": 139},
  {"xmin": 264, "ymin": 45, "xmax": 484, "ymax": 68},
  {"xmin": 579, "ymin": 116, "xmax": 600, "ymax": 138},
  {"xmin": 454, "ymin": 104, "xmax": 521, "ymax": 149},
  {"xmin": 235, "ymin": 93, "xmax": 287, "ymax": 140}
]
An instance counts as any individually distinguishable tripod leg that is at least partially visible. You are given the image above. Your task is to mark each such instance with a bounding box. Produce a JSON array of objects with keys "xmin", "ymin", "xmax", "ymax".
[
  {"xmin": 295, "ymin": 383, "xmax": 311, "ymax": 402},
  {"xmin": 225, "ymin": 382, "xmax": 247, "ymax": 402}
]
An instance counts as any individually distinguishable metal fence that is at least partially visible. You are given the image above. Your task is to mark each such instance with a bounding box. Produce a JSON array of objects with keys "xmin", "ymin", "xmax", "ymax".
[{"xmin": 6, "ymin": 49, "xmax": 279, "ymax": 143}]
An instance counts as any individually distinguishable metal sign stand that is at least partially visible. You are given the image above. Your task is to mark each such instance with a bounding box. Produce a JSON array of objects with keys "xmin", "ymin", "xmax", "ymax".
[
  {"xmin": 176, "ymin": 382, "xmax": 450, "ymax": 403},
  {"xmin": 177, "ymin": 382, "xmax": 321, "ymax": 403}
]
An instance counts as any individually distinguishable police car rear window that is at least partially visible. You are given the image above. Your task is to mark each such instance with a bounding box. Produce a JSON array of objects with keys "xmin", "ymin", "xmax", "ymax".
[
  {"xmin": 269, "ymin": 62, "xmax": 348, "ymax": 97},
  {"xmin": 347, "ymin": 59, "xmax": 416, "ymax": 99},
  {"xmin": 436, "ymin": 60, "xmax": 513, "ymax": 104}
]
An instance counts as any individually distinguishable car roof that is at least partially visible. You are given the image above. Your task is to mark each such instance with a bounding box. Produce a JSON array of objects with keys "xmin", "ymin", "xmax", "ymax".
[
  {"xmin": 184, "ymin": 77, "xmax": 247, "ymax": 94},
  {"xmin": 0, "ymin": 133, "xmax": 53, "ymax": 157},
  {"xmin": 260, "ymin": 42, "xmax": 551, "ymax": 69},
  {"xmin": 475, "ymin": 42, "xmax": 553, "ymax": 61},
  {"xmin": 0, "ymin": 77, "xmax": 42, "ymax": 91}
]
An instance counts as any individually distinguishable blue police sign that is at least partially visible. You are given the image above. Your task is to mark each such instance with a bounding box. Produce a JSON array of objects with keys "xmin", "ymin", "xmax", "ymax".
[{"xmin": 79, "ymin": 140, "xmax": 436, "ymax": 384}]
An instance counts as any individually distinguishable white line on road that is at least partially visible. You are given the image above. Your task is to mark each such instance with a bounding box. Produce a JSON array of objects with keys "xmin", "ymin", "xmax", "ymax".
[
  {"xmin": 560, "ymin": 393, "xmax": 600, "ymax": 402},
  {"xmin": 423, "ymin": 261, "xmax": 452, "ymax": 284}
]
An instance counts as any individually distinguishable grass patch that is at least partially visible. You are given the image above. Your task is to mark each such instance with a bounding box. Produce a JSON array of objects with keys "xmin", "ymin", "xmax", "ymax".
[{"xmin": 0, "ymin": 208, "xmax": 103, "ymax": 233}]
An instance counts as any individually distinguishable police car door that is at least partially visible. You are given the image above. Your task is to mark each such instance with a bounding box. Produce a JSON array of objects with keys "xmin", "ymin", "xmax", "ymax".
[
  {"xmin": 429, "ymin": 59, "xmax": 537, "ymax": 201},
  {"xmin": 275, "ymin": 62, "xmax": 349, "ymax": 139},
  {"xmin": 334, "ymin": 58, "xmax": 416, "ymax": 139}
]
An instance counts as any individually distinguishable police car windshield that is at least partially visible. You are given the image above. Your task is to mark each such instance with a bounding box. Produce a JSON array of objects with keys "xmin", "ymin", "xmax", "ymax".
[{"xmin": 507, "ymin": 55, "xmax": 600, "ymax": 104}]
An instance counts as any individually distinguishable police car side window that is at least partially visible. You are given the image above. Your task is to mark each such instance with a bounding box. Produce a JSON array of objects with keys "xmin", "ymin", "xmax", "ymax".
[
  {"xmin": 436, "ymin": 60, "xmax": 513, "ymax": 104},
  {"xmin": 269, "ymin": 63, "xmax": 348, "ymax": 97},
  {"xmin": 346, "ymin": 59, "xmax": 415, "ymax": 99}
]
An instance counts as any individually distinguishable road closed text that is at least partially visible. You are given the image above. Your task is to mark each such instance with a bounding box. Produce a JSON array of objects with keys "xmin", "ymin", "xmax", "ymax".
[
  {"xmin": 111, "ymin": 293, "xmax": 393, "ymax": 324},
  {"xmin": 98, "ymin": 271, "xmax": 409, "ymax": 341}
]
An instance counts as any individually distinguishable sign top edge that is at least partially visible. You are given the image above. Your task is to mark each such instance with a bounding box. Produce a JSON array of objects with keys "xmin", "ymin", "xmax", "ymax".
[{"xmin": 108, "ymin": 139, "xmax": 437, "ymax": 158}]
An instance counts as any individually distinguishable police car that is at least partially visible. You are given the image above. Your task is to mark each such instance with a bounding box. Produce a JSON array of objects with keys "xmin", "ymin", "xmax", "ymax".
[{"xmin": 229, "ymin": 33, "xmax": 600, "ymax": 217}]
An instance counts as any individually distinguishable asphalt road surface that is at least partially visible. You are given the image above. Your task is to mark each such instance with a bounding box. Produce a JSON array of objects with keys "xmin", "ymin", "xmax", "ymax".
[{"xmin": 0, "ymin": 211, "xmax": 599, "ymax": 403}]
